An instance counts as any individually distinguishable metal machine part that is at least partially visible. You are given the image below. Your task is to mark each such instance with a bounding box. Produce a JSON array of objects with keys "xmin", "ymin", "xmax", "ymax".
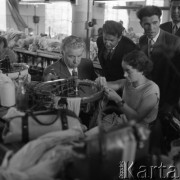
[
  {"xmin": 65, "ymin": 123, "xmax": 150, "ymax": 180},
  {"xmin": 28, "ymin": 78, "xmax": 103, "ymax": 110}
]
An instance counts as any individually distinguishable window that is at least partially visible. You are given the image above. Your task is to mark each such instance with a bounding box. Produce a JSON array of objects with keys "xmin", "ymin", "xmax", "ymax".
[
  {"xmin": 104, "ymin": 0, "xmax": 165, "ymax": 30},
  {"xmin": 146, "ymin": 0, "xmax": 164, "ymax": 6},
  {"xmin": 45, "ymin": 2, "xmax": 72, "ymax": 37},
  {"xmin": 104, "ymin": 1, "xmax": 128, "ymax": 29}
]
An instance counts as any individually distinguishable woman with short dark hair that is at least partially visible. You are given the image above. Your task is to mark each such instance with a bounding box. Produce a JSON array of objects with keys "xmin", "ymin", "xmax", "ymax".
[{"xmin": 96, "ymin": 50, "xmax": 160, "ymax": 128}]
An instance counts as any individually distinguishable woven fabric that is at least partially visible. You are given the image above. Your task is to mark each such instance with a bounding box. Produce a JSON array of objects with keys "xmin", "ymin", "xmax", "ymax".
[{"xmin": 101, "ymin": 112, "xmax": 124, "ymax": 131}]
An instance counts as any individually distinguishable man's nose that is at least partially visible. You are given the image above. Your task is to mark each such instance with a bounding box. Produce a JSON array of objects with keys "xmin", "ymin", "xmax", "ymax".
[
  {"xmin": 105, "ymin": 40, "xmax": 111, "ymax": 45},
  {"xmin": 124, "ymin": 72, "xmax": 128, "ymax": 78},
  {"xmin": 149, "ymin": 24, "xmax": 154, "ymax": 30},
  {"xmin": 73, "ymin": 57, "xmax": 80, "ymax": 64},
  {"xmin": 174, "ymin": 7, "xmax": 179, "ymax": 13}
]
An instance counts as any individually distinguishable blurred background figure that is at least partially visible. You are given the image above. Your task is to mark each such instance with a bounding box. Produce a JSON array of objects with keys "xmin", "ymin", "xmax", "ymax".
[
  {"xmin": 125, "ymin": 27, "xmax": 140, "ymax": 44},
  {"xmin": 160, "ymin": 0, "xmax": 180, "ymax": 36},
  {"xmin": 0, "ymin": 36, "xmax": 17, "ymax": 63},
  {"xmin": 119, "ymin": 20, "xmax": 127, "ymax": 35},
  {"xmin": 98, "ymin": 27, "xmax": 103, "ymax": 37},
  {"xmin": 119, "ymin": 20, "xmax": 123, "ymax": 25},
  {"xmin": 90, "ymin": 27, "xmax": 103, "ymax": 62}
]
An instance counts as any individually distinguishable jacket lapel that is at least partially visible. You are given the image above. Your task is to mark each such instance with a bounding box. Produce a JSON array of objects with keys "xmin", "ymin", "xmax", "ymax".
[
  {"xmin": 59, "ymin": 59, "xmax": 71, "ymax": 78},
  {"xmin": 140, "ymin": 36, "xmax": 149, "ymax": 56},
  {"xmin": 151, "ymin": 30, "xmax": 165, "ymax": 54},
  {"xmin": 176, "ymin": 27, "xmax": 180, "ymax": 36},
  {"xmin": 169, "ymin": 22, "xmax": 173, "ymax": 34}
]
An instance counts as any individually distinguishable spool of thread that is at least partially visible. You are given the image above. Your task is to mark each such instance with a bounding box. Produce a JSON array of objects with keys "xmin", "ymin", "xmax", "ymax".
[{"xmin": 0, "ymin": 81, "xmax": 16, "ymax": 107}]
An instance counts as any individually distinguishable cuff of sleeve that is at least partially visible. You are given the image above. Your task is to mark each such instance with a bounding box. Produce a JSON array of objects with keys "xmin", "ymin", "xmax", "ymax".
[{"xmin": 117, "ymin": 100, "xmax": 125, "ymax": 108}]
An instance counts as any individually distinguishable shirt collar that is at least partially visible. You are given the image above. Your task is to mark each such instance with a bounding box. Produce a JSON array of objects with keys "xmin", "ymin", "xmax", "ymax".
[
  {"xmin": 63, "ymin": 58, "xmax": 78, "ymax": 76},
  {"xmin": 148, "ymin": 29, "xmax": 160, "ymax": 43},
  {"xmin": 172, "ymin": 21, "xmax": 180, "ymax": 29},
  {"xmin": 108, "ymin": 36, "xmax": 122, "ymax": 52},
  {"xmin": 67, "ymin": 66, "xmax": 78, "ymax": 76}
]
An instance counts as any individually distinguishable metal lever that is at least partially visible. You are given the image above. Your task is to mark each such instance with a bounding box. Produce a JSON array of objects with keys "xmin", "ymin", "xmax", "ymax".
[{"xmin": 72, "ymin": 69, "xmax": 78, "ymax": 96}]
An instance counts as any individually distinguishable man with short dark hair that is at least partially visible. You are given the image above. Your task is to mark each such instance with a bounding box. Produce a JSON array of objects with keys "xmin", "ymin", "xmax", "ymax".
[
  {"xmin": 97, "ymin": 20, "xmax": 137, "ymax": 81},
  {"xmin": 137, "ymin": 5, "xmax": 180, "ymax": 108},
  {"xmin": 160, "ymin": 0, "xmax": 180, "ymax": 36}
]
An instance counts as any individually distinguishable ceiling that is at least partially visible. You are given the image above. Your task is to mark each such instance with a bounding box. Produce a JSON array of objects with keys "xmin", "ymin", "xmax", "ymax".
[{"xmin": 19, "ymin": 0, "xmax": 70, "ymax": 4}]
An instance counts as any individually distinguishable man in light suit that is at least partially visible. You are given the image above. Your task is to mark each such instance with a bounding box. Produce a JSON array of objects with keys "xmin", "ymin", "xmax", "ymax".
[
  {"xmin": 160, "ymin": 0, "xmax": 180, "ymax": 37},
  {"xmin": 137, "ymin": 5, "xmax": 180, "ymax": 108},
  {"xmin": 43, "ymin": 35, "xmax": 97, "ymax": 81}
]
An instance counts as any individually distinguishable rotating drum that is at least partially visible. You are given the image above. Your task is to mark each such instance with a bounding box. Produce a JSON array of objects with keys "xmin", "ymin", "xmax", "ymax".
[{"xmin": 29, "ymin": 79, "xmax": 104, "ymax": 110}]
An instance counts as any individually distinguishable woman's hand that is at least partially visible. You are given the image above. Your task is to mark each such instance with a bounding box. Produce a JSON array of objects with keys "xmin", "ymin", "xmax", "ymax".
[
  {"xmin": 95, "ymin": 76, "xmax": 107, "ymax": 88},
  {"xmin": 104, "ymin": 87, "xmax": 122, "ymax": 103}
]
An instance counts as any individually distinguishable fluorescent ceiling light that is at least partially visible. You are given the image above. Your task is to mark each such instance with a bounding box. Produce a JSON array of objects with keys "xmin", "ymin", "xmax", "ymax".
[
  {"xmin": 21, "ymin": 0, "xmax": 46, "ymax": 1},
  {"xmin": 19, "ymin": 2, "xmax": 50, "ymax": 5},
  {"xmin": 19, "ymin": 0, "xmax": 50, "ymax": 4},
  {"xmin": 19, "ymin": 0, "xmax": 70, "ymax": 4},
  {"xmin": 124, "ymin": 0, "xmax": 144, "ymax": 1},
  {"xmin": 94, "ymin": 0, "xmax": 144, "ymax": 2},
  {"xmin": 94, "ymin": 0, "xmax": 115, "ymax": 2}
]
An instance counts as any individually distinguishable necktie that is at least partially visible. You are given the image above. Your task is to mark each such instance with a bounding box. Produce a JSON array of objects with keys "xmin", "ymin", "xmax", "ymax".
[
  {"xmin": 148, "ymin": 39, "xmax": 154, "ymax": 57},
  {"xmin": 72, "ymin": 69, "xmax": 78, "ymax": 95},
  {"xmin": 173, "ymin": 24, "xmax": 178, "ymax": 35},
  {"xmin": 72, "ymin": 68, "xmax": 78, "ymax": 78},
  {"xmin": 106, "ymin": 49, "xmax": 112, "ymax": 61}
]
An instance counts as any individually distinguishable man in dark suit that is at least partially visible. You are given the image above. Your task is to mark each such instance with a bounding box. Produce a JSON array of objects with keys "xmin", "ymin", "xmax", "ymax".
[
  {"xmin": 97, "ymin": 20, "xmax": 137, "ymax": 81},
  {"xmin": 160, "ymin": 0, "xmax": 180, "ymax": 37},
  {"xmin": 43, "ymin": 35, "xmax": 97, "ymax": 81},
  {"xmin": 137, "ymin": 5, "xmax": 180, "ymax": 108}
]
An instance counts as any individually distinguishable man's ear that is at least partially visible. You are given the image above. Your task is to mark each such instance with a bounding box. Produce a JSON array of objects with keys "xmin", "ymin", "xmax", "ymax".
[
  {"xmin": 118, "ymin": 35, "xmax": 122, "ymax": 42},
  {"xmin": 140, "ymin": 21, "xmax": 143, "ymax": 28},
  {"xmin": 61, "ymin": 51, "xmax": 64, "ymax": 56}
]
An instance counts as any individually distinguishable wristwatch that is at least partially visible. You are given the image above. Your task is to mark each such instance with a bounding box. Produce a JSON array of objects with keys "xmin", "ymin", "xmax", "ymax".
[{"xmin": 117, "ymin": 100, "xmax": 125, "ymax": 107}]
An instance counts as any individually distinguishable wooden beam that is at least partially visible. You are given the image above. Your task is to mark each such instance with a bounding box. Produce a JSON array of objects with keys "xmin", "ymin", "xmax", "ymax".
[
  {"xmin": 113, "ymin": 6, "xmax": 170, "ymax": 10},
  {"xmin": 94, "ymin": 0, "xmax": 116, "ymax": 1}
]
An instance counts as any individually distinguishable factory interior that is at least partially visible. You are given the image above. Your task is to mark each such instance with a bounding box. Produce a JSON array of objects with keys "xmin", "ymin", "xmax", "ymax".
[{"xmin": 0, "ymin": 0, "xmax": 180, "ymax": 179}]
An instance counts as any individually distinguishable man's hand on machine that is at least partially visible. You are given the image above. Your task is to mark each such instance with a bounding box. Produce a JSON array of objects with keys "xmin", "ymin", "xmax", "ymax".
[{"xmin": 46, "ymin": 73, "xmax": 58, "ymax": 81}]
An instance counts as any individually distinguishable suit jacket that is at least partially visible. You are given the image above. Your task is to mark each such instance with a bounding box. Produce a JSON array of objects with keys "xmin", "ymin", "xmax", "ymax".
[
  {"xmin": 43, "ymin": 58, "xmax": 97, "ymax": 81},
  {"xmin": 97, "ymin": 36, "xmax": 137, "ymax": 81},
  {"xmin": 139, "ymin": 29, "xmax": 180, "ymax": 107},
  {"xmin": 160, "ymin": 21, "xmax": 180, "ymax": 37}
]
